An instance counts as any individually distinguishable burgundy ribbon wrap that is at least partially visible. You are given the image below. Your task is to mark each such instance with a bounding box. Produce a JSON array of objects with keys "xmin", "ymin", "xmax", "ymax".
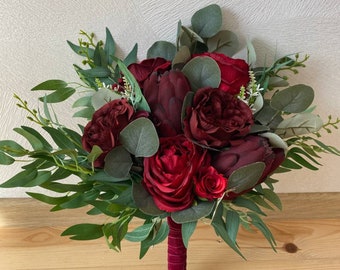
[{"xmin": 167, "ymin": 217, "xmax": 187, "ymax": 270}]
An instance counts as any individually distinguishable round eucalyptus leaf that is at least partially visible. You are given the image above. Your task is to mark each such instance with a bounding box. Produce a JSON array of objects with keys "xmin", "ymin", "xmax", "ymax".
[
  {"xmin": 275, "ymin": 113, "xmax": 323, "ymax": 138},
  {"xmin": 207, "ymin": 30, "xmax": 239, "ymax": 56},
  {"xmin": 91, "ymin": 87, "xmax": 121, "ymax": 110},
  {"xmin": 171, "ymin": 201, "xmax": 215, "ymax": 223},
  {"xmin": 270, "ymin": 84, "xmax": 314, "ymax": 113},
  {"xmin": 191, "ymin": 4, "xmax": 222, "ymax": 38},
  {"xmin": 119, "ymin": 118, "xmax": 159, "ymax": 157},
  {"xmin": 172, "ymin": 46, "xmax": 191, "ymax": 69},
  {"xmin": 147, "ymin": 41, "xmax": 176, "ymax": 61},
  {"xmin": 259, "ymin": 132, "xmax": 288, "ymax": 154},
  {"xmin": 179, "ymin": 26, "xmax": 204, "ymax": 48},
  {"xmin": 182, "ymin": 56, "xmax": 221, "ymax": 91},
  {"xmin": 228, "ymin": 162, "xmax": 265, "ymax": 194},
  {"xmin": 132, "ymin": 182, "xmax": 165, "ymax": 216},
  {"xmin": 104, "ymin": 146, "xmax": 133, "ymax": 179}
]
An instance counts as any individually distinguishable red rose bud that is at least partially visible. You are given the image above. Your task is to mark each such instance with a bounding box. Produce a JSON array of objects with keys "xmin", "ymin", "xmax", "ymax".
[
  {"xmin": 82, "ymin": 99, "xmax": 148, "ymax": 168},
  {"xmin": 128, "ymin": 57, "xmax": 171, "ymax": 86},
  {"xmin": 195, "ymin": 52, "xmax": 250, "ymax": 95},
  {"xmin": 183, "ymin": 87, "xmax": 254, "ymax": 148},
  {"xmin": 211, "ymin": 135, "xmax": 285, "ymax": 199},
  {"xmin": 143, "ymin": 135, "xmax": 208, "ymax": 212},
  {"xmin": 194, "ymin": 166, "xmax": 227, "ymax": 201},
  {"xmin": 143, "ymin": 70, "xmax": 191, "ymax": 137}
]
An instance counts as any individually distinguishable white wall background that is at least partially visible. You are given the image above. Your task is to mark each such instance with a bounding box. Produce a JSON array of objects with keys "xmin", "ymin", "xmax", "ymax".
[{"xmin": 0, "ymin": 0, "xmax": 339, "ymax": 197}]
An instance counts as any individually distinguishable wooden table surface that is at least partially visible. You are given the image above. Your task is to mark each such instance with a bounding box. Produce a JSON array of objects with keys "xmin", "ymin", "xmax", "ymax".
[{"xmin": 0, "ymin": 193, "xmax": 340, "ymax": 270}]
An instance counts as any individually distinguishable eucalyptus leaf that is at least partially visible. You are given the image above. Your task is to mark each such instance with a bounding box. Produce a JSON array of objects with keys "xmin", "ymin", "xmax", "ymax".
[
  {"xmin": 124, "ymin": 43, "xmax": 138, "ymax": 66},
  {"xmin": 171, "ymin": 201, "xmax": 215, "ymax": 223},
  {"xmin": 262, "ymin": 189, "xmax": 282, "ymax": 210},
  {"xmin": 0, "ymin": 169, "xmax": 51, "ymax": 188},
  {"xmin": 73, "ymin": 96, "xmax": 92, "ymax": 108},
  {"xmin": 38, "ymin": 87, "xmax": 76, "ymax": 103},
  {"xmin": 228, "ymin": 162, "xmax": 265, "ymax": 194},
  {"xmin": 104, "ymin": 27, "xmax": 115, "ymax": 65},
  {"xmin": 0, "ymin": 152, "xmax": 15, "ymax": 165},
  {"xmin": 87, "ymin": 145, "xmax": 103, "ymax": 165},
  {"xmin": 226, "ymin": 210, "xmax": 240, "ymax": 244},
  {"xmin": 61, "ymin": 223, "xmax": 103, "ymax": 240},
  {"xmin": 125, "ymin": 223, "xmax": 154, "ymax": 242},
  {"xmin": 275, "ymin": 113, "xmax": 323, "ymax": 138},
  {"xmin": 172, "ymin": 46, "xmax": 191, "ymax": 69},
  {"xmin": 191, "ymin": 4, "xmax": 222, "ymax": 38},
  {"xmin": 14, "ymin": 127, "xmax": 44, "ymax": 151},
  {"xmin": 91, "ymin": 87, "xmax": 121, "ymax": 110},
  {"xmin": 43, "ymin": 126, "xmax": 75, "ymax": 149},
  {"xmin": 259, "ymin": 132, "xmax": 288, "ymax": 154},
  {"xmin": 207, "ymin": 30, "xmax": 239, "ymax": 56},
  {"xmin": 132, "ymin": 182, "xmax": 165, "ymax": 216},
  {"xmin": 270, "ymin": 84, "xmax": 314, "ymax": 113},
  {"xmin": 147, "ymin": 41, "xmax": 176, "ymax": 61},
  {"xmin": 182, "ymin": 56, "xmax": 221, "ymax": 91},
  {"xmin": 67, "ymin": 40, "xmax": 95, "ymax": 58},
  {"xmin": 21, "ymin": 126, "xmax": 53, "ymax": 151},
  {"xmin": 0, "ymin": 140, "xmax": 28, "ymax": 157},
  {"xmin": 93, "ymin": 43, "xmax": 107, "ymax": 67},
  {"xmin": 181, "ymin": 221, "xmax": 197, "ymax": 248},
  {"xmin": 104, "ymin": 146, "xmax": 133, "ymax": 179},
  {"xmin": 79, "ymin": 66, "xmax": 111, "ymax": 78},
  {"xmin": 31, "ymin": 79, "xmax": 68, "ymax": 91},
  {"xmin": 120, "ymin": 118, "xmax": 159, "ymax": 157},
  {"xmin": 73, "ymin": 107, "xmax": 95, "ymax": 119},
  {"xmin": 180, "ymin": 26, "xmax": 204, "ymax": 48}
]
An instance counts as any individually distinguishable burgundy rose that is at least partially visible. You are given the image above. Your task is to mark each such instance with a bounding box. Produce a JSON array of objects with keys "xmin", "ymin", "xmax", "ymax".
[
  {"xmin": 195, "ymin": 52, "xmax": 249, "ymax": 95},
  {"xmin": 143, "ymin": 135, "xmax": 208, "ymax": 212},
  {"xmin": 183, "ymin": 87, "xmax": 254, "ymax": 148},
  {"xmin": 82, "ymin": 99, "xmax": 148, "ymax": 168},
  {"xmin": 128, "ymin": 57, "xmax": 171, "ymax": 86},
  {"xmin": 143, "ymin": 70, "xmax": 191, "ymax": 137},
  {"xmin": 194, "ymin": 166, "xmax": 227, "ymax": 200},
  {"xmin": 211, "ymin": 135, "xmax": 285, "ymax": 199}
]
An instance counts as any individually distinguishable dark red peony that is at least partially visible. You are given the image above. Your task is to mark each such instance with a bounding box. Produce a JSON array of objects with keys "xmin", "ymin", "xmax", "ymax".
[
  {"xmin": 183, "ymin": 87, "xmax": 254, "ymax": 148},
  {"xmin": 211, "ymin": 135, "xmax": 285, "ymax": 199},
  {"xmin": 128, "ymin": 57, "xmax": 171, "ymax": 86},
  {"xmin": 195, "ymin": 52, "xmax": 250, "ymax": 95},
  {"xmin": 194, "ymin": 166, "xmax": 227, "ymax": 200},
  {"xmin": 143, "ymin": 135, "xmax": 208, "ymax": 212},
  {"xmin": 82, "ymin": 99, "xmax": 148, "ymax": 168},
  {"xmin": 143, "ymin": 70, "xmax": 191, "ymax": 137}
]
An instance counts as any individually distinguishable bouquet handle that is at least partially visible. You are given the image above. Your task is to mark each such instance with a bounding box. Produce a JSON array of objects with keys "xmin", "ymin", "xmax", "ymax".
[{"xmin": 167, "ymin": 216, "xmax": 187, "ymax": 270}]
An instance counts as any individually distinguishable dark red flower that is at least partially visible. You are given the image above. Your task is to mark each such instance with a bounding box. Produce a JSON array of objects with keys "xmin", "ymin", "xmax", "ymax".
[
  {"xmin": 143, "ymin": 135, "xmax": 208, "ymax": 212},
  {"xmin": 143, "ymin": 70, "xmax": 191, "ymax": 137},
  {"xmin": 195, "ymin": 52, "xmax": 250, "ymax": 95},
  {"xmin": 183, "ymin": 87, "xmax": 254, "ymax": 148},
  {"xmin": 211, "ymin": 135, "xmax": 285, "ymax": 199},
  {"xmin": 128, "ymin": 57, "xmax": 171, "ymax": 86},
  {"xmin": 82, "ymin": 99, "xmax": 148, "ymax": 168},
  {"xmin": 194, "ymin": 166, "xmax": 227, "ymax": 200}
]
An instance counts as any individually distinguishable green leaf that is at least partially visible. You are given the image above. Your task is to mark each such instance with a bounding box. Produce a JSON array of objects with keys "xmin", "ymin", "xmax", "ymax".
[
  {"xmin": 286, "ymin": 150, "xmax": 319, "ymax": 170},
  {"xmin": 171, "ymin": 201, "xmax": 215, "ymax": 223},
  {"xmin": 270, "ymin": 84, "xmax": 314, "ymax": 113},
  {"xmin": 181, "ymin": 221, "xmax": 197, "ymax": 248},
  {"xmin": 132, "ymin": 182, "xmax": 165, "ymax": 216},
  {"xmin": 87, "ymin": 145, "xmax": 103, "ymax": 165},
  {"xmin": 43, "ymin": 126, "xmax": 75, "ymax": 149},
  {"xmin": 79, "ymin": 66, "xmax": 111, "ymax": 77},
  {"xmin": 172, "ymin": 46, "xmax": 191, "ymax": 69},
  {"xmin": 21, "ymin": 126, "xmax": 53, "ymax": 151},
  {"xmin": 226, "ymin": 210, "xmax": 240, "ymax": 244},
  {"xmin": 191, "ymin": 4, "xmax": 222, "ymax": 38},
  {"xmin": 14, "ymin": 127, "xmax": 44, "ymax": 151},
  {"xmin": 124, "ymin": 43, "xmax": 138, "ymax": 66},
  {"xmin": 0, "ymin": 152, "xmax": 15, "ymax": 165},
  {"xmin": 147, "ymin": 41, "xmax": 176, "ymax": 61},
  {"xmin": 73, "ymin": 95, "xmax": 92, "ymax": 108},
  {"xmin": 281, "ymin": 158, "xmax": 303, "ymax": 170},
  {"xmin": 73, "ymin": 107, "xmax": 95, "ymax": 119},
  {"xmin": 61, "ymin": 223, "xmax": 103, "ymax": 240},
  {"xmin": 211, "ymin": 204, "xmax": 245, "ymax": 259},
  {"xmin": 275, "ymin": 113, "xmax": 323, "ymax": 138},
  {"xmin": 104, "ymin": 146, "xmax": 133, "ymax": 179},
  {"xmin": 246, "ymin": 39, "xmax": 256, "ymax": 65},
  {"xmin": 262, "ymin": 189, "xmax": 282, "ymax": 210},
  {"xmin": 0, "ymin": 169, "xmax": 52, "ymax": 188},
  {"xmin": 104, "ymin": 27, "xmax": 115, "ymax": 65},
  {"xmin": 120, "ymin": 118, "xmax": 159, "ymax": 157},
  {"xmin": 233, "ymin": 197, "xmax": 266, "ymax": 216},
  {"xmin": 207, "ymin": 30, "xmax": 239, "ymax": 56},
  {"xmin": 91, "ymin": 87, "xmax": 121, "ymax": 110},
  {"xmin": 182, "ymin": 56, "xmax": 221, "ymax": 91},
  {"xmin": 38, "ymin": 87, "xmax": 76, "ymax": 103},
  {"xmin": 31, "ymin": 80, "xmax": 67, "ymax": 91},
  {"xmin": 228, "ymin": 162, "xmax": 265, "ymax": 194},
  {"xmin": 0, "ymin": 140, "xmax": 27, "ymax": 157},
  {"xmin": 125, "ymin": 223, "xmax": 154, "ymax": 242},
  {"xmin": 248, "ymin": 212, "xmax": 276, "ymax": 250},
  {"xmin": 27, "ymin": 192, "xmax": 71, "ymax": 205}
]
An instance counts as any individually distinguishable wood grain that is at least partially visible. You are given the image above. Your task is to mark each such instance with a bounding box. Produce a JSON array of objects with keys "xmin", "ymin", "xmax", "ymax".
[{"xmin": 1, "ymin": 193, "xmax": 340, "ymax": 269}]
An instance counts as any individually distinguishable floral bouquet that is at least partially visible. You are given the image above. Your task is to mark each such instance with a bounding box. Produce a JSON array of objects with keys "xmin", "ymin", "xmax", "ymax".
[{"xmin": 1, "ymin": 4, "xmax": 339, "ymax": 270}]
